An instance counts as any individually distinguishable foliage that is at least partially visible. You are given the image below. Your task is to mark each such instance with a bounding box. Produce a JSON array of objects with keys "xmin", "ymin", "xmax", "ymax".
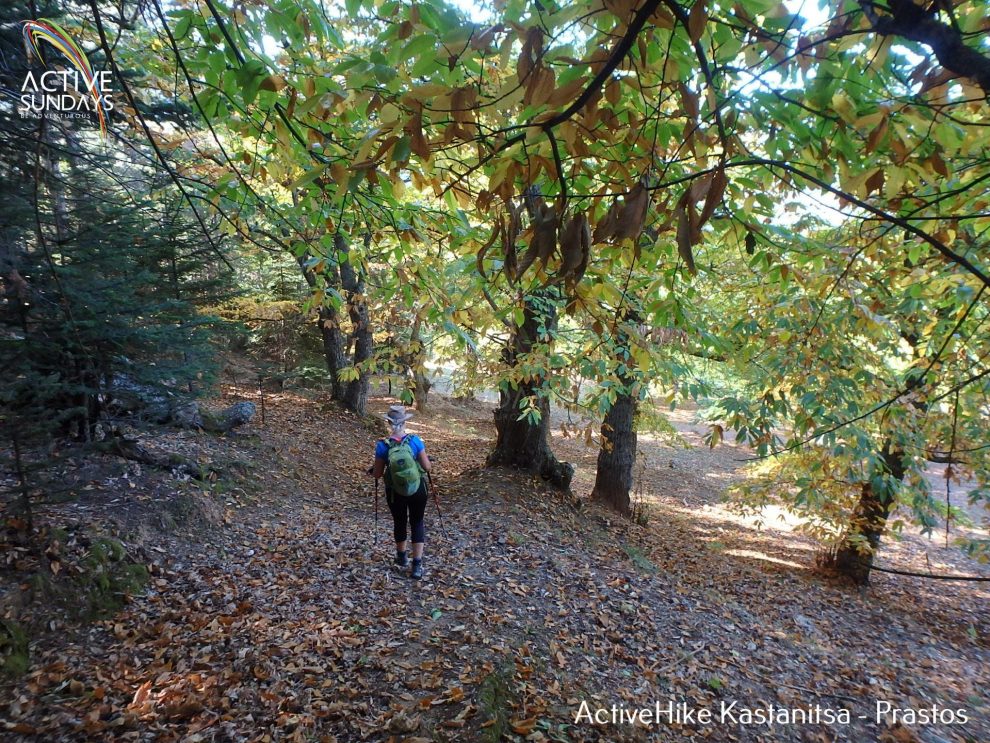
[{"xmin": 3, "ymin": 0, "xmax": 989, "ymax": 563}]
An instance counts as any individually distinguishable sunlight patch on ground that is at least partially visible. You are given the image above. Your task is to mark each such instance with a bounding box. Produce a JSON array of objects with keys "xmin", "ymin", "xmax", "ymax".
[
  {"xmin": 686, "ymin": 502, "xmax": 809, "ymax": 534},
  {"xmin": 703, "ymin": 471, "xmax": 736, "ymax": 481},
  {"xmin": 724, "ymin": 549, "xmax": 808, "ymax": 570}
]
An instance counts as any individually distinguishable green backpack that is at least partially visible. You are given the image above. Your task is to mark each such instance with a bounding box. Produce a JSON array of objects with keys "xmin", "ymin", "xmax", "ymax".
[{"xmin": 385, "ymin": 436, "xmax": 422, "ymax": 496}]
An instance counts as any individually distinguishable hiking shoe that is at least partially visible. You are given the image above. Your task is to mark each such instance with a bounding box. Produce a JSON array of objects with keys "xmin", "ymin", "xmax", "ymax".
[
  {"xmin": 410, "ymin": 559, "xmax": 423, "ymax": 580},
  {"xmin": 394, "ymin": 550, "xmax": 408, "ymax": 568}
]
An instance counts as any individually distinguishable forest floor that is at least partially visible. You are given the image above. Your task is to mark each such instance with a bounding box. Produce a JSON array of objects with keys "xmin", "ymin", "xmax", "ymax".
[{"xmin": 2, "ymin": 383, "xmax": 989, "ymax": 743}]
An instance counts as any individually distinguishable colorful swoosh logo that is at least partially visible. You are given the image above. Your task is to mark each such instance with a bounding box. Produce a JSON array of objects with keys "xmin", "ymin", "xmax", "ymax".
[{"xmin": 22, "ymin": 18, "xmax": 110, "ymax": 138}]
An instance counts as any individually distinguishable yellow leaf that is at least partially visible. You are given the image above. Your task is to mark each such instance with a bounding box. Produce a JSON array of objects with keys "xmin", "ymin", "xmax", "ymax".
[{"xmin": 830, "ymin": 90, "xmax": 855, "ymax": 122}]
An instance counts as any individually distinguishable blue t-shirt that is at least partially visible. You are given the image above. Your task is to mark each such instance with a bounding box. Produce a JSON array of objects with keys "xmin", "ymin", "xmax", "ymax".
[{"xmin": 375, "ymin": 434, "xmax": 425, "ymax": 461}]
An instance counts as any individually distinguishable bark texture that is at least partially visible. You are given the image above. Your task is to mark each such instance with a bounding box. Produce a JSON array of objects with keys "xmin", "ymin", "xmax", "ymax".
[
  {"xmin": 592, "ymin": 392, "xmax": 637, "ymax": 516},
  {"xmin": 297, "ymin": 232, "xmax": 374, "ymax": 414},
  {"xmin": 336, "ymin": 232, "xmax": 373, "ymax": 416},
  {"xmin": 591, "ymin": 314, "xmax": 639, "ymax": 516},
  {"xmin": 833, "ymin": 443, "xmax": 907, "ymax": 585},
  {"xmin": 486, "ymin": 294, "xmax": 573, "ymax": 490}
]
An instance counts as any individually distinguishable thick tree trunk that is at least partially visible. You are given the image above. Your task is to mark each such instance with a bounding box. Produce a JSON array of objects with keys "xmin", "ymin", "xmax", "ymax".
[
  {"xmin": 487, "ymin": 294, "xmax": 573, "ymax": 490},
  {"xmin": 833, "ymin": 443, "xmax": 907, "ymax": 585},
  {"xmin": 413, "ymin": 372, "xmax": 432, "ymax": 412},
  {"xmin": 592, "ymin": 392, "xmax": 637, "ymax": 516},
  {"xmin": 592, "ymin": 310, "xmax": 640, "ymax": 515},
  {"xmin": 295, "ymin": 253, "xmax": 347, "ymax": 401},
  {"xmin": 336, "ymin": 232, "xmax": 372, "ymax": 416},
  {"xmin": 318, "ymin": 305, "xmax": 347, "ymax": 401}
]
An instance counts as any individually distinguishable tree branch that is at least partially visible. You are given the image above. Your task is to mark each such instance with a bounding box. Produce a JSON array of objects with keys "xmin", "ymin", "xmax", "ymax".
[
  {"xmin": 863, "ymin": 0, "xmax": 990, "ymax": 93},
  {"xmin": 88, "ymin": 0, "xmax": 234, "ymax": 271}
]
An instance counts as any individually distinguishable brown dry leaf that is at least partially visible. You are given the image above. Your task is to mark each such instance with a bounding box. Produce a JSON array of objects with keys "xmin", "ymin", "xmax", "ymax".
[
  {"xmin": 258, "ymin": 75, "xmax": 285, "ymax": 92},
  {"xmin": 470, "ymin": 24, "xmax": 501, "ymax": 51},
  {"xmin": 866, "ymin": 115, "xmax": 889, "ymax": 155},
  {"xmin": 929, "ymin": 152, "xmax": 950, "ymax": 178},
  {"xmin": 129, "ymin": 680, "xmax": 152, "ymax": 711},
  {"xmin": 476, "ymin": 218, "xmax": 501, "ymax": 279},
  {"xmin": 865, "ymin": 168, "xmax": 884, "ymax": 196},
  {"xmin": 675, "ymin": 203, "xmax": 698, "ymax": 275},
  {"xmin": 592, "ymin": 199, "xmax": 622, "ymax": 242},
  {"xmin": 679, "ymin": 82, "xmax": 699, "ymax": 119},
  {"xmin": 558, "ymin": 212, "xmax": 590, "ymax": 284},
  {"xmin": 688, "ymin": 0, "xmax": 707, "ymax": 43},
  {"xmin": 510, "ymin": 716, "xmax": 539, "ymax": 735},
  {"xmin": 530, "ymin": 67, "xmax": 557, "ymax": 107},
  {"xmin": 614, "ymin": 182, "xmax": 650, "ymax": 241},
  {"xmin": 516, "ymin": 199, "xmax": 557, "ymax": 278},
  {"xmin": 547, "ymin": 75, "xmax": 588, "ymax": 108},
  {"xmin": 516, "ymin": 26, "xmax": 543, "ymax": 83},
  {"xmin": 605, "ymin": 77, "xmax": 621, "ymax": 106},
  {"xmin": 688, "ymin": 173, "xmax": 714, "ymax": 203},
  {"xmin": 879, "ymin": 724, "xmax": 921, "ymax": 743},
  {"xmin": 698, "ymin": 166, "xmax": 727, "ymax": 226},
  {"xmin": 404, "ymin": 107, "xmax": 430, "ymax": 160}
]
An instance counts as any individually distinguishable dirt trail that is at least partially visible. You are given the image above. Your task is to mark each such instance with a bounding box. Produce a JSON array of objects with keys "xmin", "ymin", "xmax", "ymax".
[{"xmin": 3, "ymin": 388, "xmax": 989, "ymax": 742}]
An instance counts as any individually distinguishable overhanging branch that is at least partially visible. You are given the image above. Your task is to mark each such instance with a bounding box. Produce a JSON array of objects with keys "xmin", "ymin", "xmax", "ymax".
[{"xmin": 861, "ymin": 0, "xmax": 990, "ymax": 93}]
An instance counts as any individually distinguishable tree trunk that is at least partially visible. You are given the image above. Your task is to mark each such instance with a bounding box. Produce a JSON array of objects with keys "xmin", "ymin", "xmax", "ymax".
[
  {"xmin": 409, "ymin": 314, "xmax": 431, "ymax": 412},
  {"xmin": 286, "ymin": 192, "xmax": 348, "ymax": 399},
  {"xmin": 318, "ymin": 305, "xmax": 347, "ymax": 401},
  {"xmin": 833, "ymin": 443, "xmax": 907, "ymax": 585},
  {"xmin": 487, "ymin": 294, "xmax": 573, "ymax": 490},
  {"xmin": 336, "ymin": 232, "xmax": 372, "ymax": 416},
  {"xmin": 592, "ymin": 392, "xmax": 637, "ymax": 516},
  {"xmin": 591, "ymin": 310, "xmax": 641, "ymax": 515},
  {"xmin": 295, "ymin": 253, "xmax": 347, "ymax": 401},
  {"xmin": 413, "ymin": 372, "xmax": 432, "ymax": 412}
]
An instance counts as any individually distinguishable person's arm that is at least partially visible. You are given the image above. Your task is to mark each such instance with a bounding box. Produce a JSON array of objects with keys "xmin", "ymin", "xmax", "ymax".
[
  {"xmin": 372, "ymin": 457, "xmax": 386, "ymax": 478},
  {"xmin": 417, "ymin": 449, "xmax": 432, "ymax": 474},
  {"xmin": 370, "ymin": 441, "xmax": 386, "ymax": 478}
]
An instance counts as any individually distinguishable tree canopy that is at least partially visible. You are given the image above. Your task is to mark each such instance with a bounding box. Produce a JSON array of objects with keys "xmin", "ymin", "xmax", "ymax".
[{"xmin": 4, "ymin": 0, "xmax": 989, "ymax": 577}]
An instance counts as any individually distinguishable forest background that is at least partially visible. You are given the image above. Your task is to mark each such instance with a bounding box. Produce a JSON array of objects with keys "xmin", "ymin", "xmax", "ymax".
[{"xmin": 1, "ymin": 0, "xmax": 989, "ymax": 740}]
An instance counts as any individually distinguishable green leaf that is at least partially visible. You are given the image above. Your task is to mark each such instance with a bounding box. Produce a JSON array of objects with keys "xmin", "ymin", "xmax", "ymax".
[
  {"xmin": 391, "ymin": 135, "xmax": 411, "ymax": 164},
  {"xmin": 401, "ymin": 35, "xmax": 438, "ymax": 62},
  {"xmin": 173, "ymin": 12, "xmax": 193, "ymax": 40},
  {"xmin": 289, "ymin": 165, "xmax": 326, "ymax": 191},
  {"xmin": 235, "ymin": 59, "xmax": 268, "ymax": 106}
]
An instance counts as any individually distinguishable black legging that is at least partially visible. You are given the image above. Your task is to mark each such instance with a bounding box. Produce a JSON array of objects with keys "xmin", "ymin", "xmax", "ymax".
[{"xmin": 387, "ymin": 480, "xmax": 428, "ymax": 543}]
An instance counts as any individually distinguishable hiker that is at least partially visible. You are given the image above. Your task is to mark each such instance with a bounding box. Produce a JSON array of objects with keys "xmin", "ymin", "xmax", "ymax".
[{"xmin": 371, "ymin": 404, "xmax": 432, "ymax": 580}]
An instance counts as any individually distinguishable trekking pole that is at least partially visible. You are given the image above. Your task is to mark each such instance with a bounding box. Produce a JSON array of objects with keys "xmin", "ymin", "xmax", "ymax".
[{"xmin": 426, "ymin": 472, "xmax": 449, "ymax": 540}]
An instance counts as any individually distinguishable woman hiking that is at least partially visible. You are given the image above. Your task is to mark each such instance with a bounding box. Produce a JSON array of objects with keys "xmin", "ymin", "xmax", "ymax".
[{"xmin": 371, "ymin": 404, "xmax": 432, "ymax": 580}]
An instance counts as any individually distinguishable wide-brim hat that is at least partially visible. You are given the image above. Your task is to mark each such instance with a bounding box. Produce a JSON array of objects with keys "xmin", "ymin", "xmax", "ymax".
[{"xmin": 384, "ymin": 404, "xmax": 414, "ymax": 425}]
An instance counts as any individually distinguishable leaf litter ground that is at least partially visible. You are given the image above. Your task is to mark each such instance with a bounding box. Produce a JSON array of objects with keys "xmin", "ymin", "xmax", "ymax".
[{"xmin": 3, "ymin": 385, "xmax": 988, "ymax": 742}]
